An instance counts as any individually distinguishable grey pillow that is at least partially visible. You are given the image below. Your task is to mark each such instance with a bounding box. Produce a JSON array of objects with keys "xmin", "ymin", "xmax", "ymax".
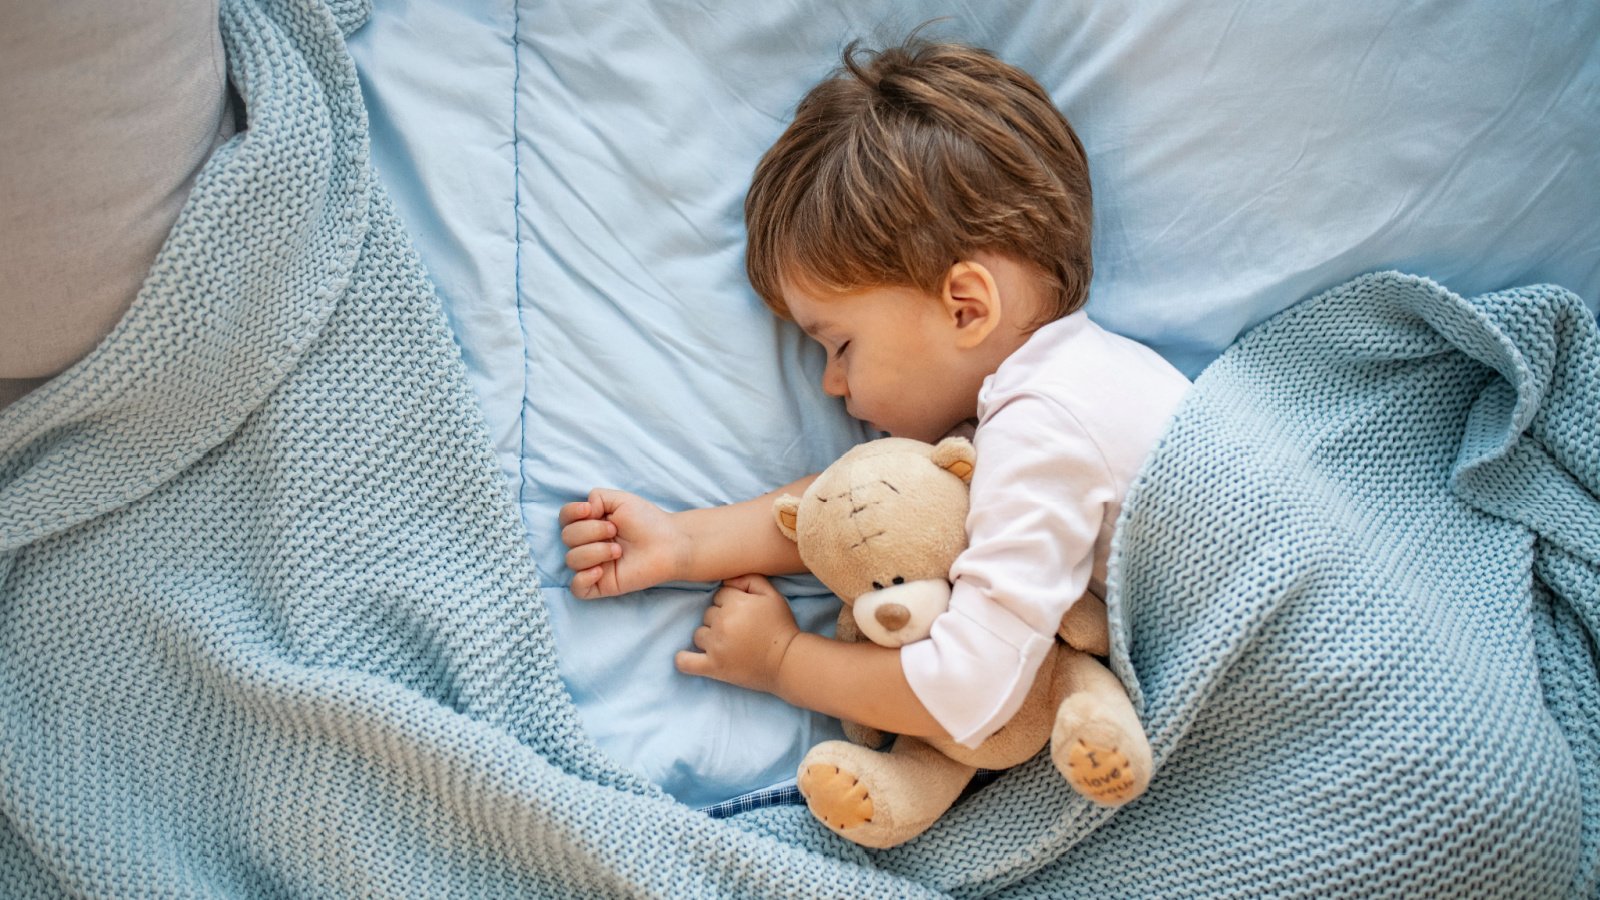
[{"xmin": 0, "ymin": 0, "xmax": 234, "ymax": 407}]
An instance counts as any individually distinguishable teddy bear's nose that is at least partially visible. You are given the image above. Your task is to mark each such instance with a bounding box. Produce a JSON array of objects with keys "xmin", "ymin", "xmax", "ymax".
[{"xmin": 875, "ymin": 603, "xmax": 911, "ymax": 631}]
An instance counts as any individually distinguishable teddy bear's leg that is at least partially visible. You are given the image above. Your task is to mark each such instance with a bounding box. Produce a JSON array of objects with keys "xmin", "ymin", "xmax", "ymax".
[
  {"xmin": 1047, "ymin": 648, "xmax": 1152, "ymax": 807},
  {"xmin": 797, "ymin": 736, "xmax": 975, "ymax": 849}
]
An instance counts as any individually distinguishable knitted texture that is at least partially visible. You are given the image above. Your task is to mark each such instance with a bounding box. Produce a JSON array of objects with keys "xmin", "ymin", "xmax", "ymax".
[
  {"xmin": 1062, "ymin": 272, "xmax": 1598, "ymax": 898},
  {"xmin": 1, "ymin": 0, "xmax": 1595, "ymax": 894}
]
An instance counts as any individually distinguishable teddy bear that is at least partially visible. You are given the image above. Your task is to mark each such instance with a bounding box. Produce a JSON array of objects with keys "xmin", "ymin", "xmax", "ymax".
[{"xmin": 773, "ymin": 436, "xmax": 1152, "ymax": 849}]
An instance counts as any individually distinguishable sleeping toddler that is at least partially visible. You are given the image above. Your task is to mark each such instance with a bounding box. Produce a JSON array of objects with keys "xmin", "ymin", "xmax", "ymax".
[{"xmin": 560, "ymin": 36, "xmax": 1188, "ymax": 761}]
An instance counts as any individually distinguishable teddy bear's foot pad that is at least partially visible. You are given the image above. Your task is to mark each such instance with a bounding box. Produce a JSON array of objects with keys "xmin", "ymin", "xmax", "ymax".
[
  {"xmin": 1060, "ymin": 738, "xmax": 1141, "ymax": 806},
  {"xmin": 798, "ymin": 763, "xmax": 874, "ymax": 830}
]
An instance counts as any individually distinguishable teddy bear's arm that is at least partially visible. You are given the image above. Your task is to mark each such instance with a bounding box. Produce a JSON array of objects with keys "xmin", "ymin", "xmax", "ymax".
[
  {"xmin": 1058, "ymin": 590, "xmax": 1110, "ymax": 657},
  {"xmin": 835, "ymin": 604, "xmax": 862, "ymax": 643}
]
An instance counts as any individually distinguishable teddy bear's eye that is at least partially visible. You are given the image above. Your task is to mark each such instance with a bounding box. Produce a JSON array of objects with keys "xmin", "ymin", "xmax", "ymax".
[
  {"xmin": 871, "ymin": 581, "xmax": 883, "ymax": 590},
  {"xmin": 893, "ymin": 576, "xmax": 905, "ymax": 585}
]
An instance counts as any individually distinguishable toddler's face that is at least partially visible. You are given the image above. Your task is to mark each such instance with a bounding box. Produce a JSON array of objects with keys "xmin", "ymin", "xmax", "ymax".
[{"xmin": 784, "ymin": 281, "xmax": 977, "ymax": 443}]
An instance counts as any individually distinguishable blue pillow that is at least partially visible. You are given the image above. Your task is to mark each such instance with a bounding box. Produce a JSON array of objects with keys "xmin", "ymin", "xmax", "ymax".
[{"xmin": 349, "ymin": 0, "xmax": 1600, "ymax": 806}]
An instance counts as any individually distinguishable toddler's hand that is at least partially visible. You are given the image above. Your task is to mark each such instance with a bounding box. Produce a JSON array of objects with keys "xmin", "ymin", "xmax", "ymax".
[
  {"xmin": 559, "ymin": 488, "xmax": 687, "ymax": 599},
  {"xmin": 676, "ymin": 574, "xmax": 799, "ymax": 695}
]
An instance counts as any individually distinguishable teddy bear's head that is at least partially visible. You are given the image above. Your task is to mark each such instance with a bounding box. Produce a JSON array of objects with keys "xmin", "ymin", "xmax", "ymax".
[{"xmin": 774, "ymin": 437, "xmax": 974, "ymax": 647}]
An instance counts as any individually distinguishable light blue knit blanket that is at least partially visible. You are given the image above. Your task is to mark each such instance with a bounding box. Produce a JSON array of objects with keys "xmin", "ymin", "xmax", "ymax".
[{"xmin": 2, "ymin": 0, "xmax": 1596, "ymax": 896}]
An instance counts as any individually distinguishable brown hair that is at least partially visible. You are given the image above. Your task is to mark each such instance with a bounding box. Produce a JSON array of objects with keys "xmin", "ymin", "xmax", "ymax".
[{"xmin": 745, "ymin": 35, "xmax": 1093, "ymax": 324}]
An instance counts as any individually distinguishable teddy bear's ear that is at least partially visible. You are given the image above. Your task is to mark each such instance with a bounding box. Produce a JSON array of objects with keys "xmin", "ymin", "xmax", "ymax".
[
  {"xmin": 773, "ymin": 494, "xmax": 801, "ymax": 542},
  {"xmin": 931, "ymin": 436, "xmax": 976, "ymax": 483}
]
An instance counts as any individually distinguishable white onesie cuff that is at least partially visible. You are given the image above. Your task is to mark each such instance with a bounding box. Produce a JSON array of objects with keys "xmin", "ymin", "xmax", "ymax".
[{"xmin": 900, "ymin": 582, "xmax": 1056, "ymax": 749}]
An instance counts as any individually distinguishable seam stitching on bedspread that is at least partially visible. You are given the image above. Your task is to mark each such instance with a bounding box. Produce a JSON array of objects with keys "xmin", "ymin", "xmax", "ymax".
[{"xmin": 511, "ymin": 0, "xmax": 528, "ymax": 513}]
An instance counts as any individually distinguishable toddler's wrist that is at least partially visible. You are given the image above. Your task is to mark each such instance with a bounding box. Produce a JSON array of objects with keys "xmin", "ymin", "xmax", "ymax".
[
  {"xmin": 668, "ymin": 510, "xmax": 697, "ymax": 583},
  {"xmin": 771, "ymin": 630, "xmax": 814, "ymax": 704}
]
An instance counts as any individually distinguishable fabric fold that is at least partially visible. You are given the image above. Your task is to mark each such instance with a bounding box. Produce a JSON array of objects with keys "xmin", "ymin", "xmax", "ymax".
[{"xmin": 0, "ymin": 0, "xmax": 370, "ymax": 553}]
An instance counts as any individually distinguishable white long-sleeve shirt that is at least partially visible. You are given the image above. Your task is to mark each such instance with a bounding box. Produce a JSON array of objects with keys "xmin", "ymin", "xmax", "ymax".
[{"xmin": 900, "ymin": 311, "xmax": 1190, "ymax": 748}]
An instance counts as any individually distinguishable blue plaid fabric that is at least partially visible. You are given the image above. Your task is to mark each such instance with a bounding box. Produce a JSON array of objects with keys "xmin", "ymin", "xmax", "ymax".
[
  {"xmin": 701, "ymin": 770, "xmax": 1004, "ymax": 819},
  {"xmin": 701, "ymin": 781, "xmax": 805, "ymax": 819}
]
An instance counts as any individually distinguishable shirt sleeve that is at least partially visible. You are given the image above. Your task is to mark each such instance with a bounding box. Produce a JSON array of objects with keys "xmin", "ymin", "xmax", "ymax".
[{"xmin": 901, "ymin": 390, "xmax": 1116, "ymax": 748}]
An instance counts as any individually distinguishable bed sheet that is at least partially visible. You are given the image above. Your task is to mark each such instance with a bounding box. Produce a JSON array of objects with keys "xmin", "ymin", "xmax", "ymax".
[{"xmin": 348, "ymin": 0, "xmax": 1600, "ymax": 807}]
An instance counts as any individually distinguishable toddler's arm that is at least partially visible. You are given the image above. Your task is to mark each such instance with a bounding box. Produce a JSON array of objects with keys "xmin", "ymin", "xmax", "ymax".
[
  {"xmin": 676, "ymin": 575, "xmax": 948, "ymax": 739},
  {"xmin": 559, "ymin": 474, "xmax": 818, "ymax": 599}
]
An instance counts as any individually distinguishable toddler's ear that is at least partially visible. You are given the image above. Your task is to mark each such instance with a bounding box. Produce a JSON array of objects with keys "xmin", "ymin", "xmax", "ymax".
[
  {"xmin": 931, "ymin": 437, "xmax": 976, "ymax": 483},
  {"xmin": 943, "ymin": 261, "xmax": 1002, "ymax": 347},
  {"xmin": 774, "ymin": 494, "xmax": 801, "ymax": 541}
]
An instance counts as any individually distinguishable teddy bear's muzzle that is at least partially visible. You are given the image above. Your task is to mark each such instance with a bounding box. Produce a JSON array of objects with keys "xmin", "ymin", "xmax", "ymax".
[{"xmin": 851, "ymin": 579, "xmax": 952, "ymax": 647}]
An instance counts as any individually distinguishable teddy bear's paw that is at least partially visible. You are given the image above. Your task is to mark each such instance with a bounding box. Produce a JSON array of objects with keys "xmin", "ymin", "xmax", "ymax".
[
  {"xmin": 798, "ymin": 763, "xmax": 875, "ymax": 831},
  {"xmin": 1056, "ymin": 736, "xmax": 1144, "ymax": 806}
]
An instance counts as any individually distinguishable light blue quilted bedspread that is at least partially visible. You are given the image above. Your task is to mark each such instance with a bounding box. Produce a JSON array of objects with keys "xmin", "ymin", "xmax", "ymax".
[{"xmin": 0, "ymin": 0, "xmax": 1594, "ymax": 895}]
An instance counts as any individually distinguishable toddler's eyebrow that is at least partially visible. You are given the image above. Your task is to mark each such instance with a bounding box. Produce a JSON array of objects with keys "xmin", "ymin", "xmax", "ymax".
[{"xmin": 791, "ymin": 313, "xmax": 828, "ymax": 338}]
